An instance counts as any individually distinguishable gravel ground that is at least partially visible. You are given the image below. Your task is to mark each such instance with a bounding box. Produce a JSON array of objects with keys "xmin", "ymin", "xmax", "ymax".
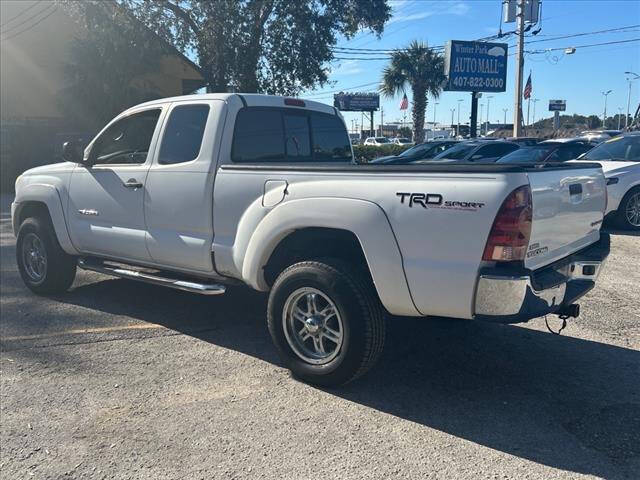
[{"xmin": 1, "ymin": 196, "xmax": 639, "ymax": 479}]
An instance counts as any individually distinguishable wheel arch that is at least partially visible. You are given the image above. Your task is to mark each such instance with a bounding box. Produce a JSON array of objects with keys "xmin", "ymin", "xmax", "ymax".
[
  {"xmin": 13, "ymin": 184, "xmax": 78, "ymax": 255},
  {"xmin": 242, "ymin": 197, "xmax": 420, "ymax": 317}
]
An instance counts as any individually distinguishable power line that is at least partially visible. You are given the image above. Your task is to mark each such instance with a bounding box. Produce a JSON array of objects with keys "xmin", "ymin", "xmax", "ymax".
[
  {"xmin": 0, "ymin": 5, "xmax": 57, "ymax": 41},
  {"xmin": 0, "ymin": 2, "xmax": 54, "ymax": 36},
  {"xmin": 302, "ymin": 81, "xmax": 380, "ymax": 98},
  {"xmin": 0, "ymin": 0, "xmax": 43, "ymax": 28},
  {"xmin": 525, "ymin": 24, "xmax": 640, "ymax": 45},
  {"xmin": 526, "ymin": 37, "xmax": 640, "ymax": 54}
]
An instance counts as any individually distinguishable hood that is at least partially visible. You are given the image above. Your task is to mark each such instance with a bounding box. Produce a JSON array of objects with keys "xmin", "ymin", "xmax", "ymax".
[{"xmin": 22, "ymin": 162, "xmax": 77, "ymax": 176}]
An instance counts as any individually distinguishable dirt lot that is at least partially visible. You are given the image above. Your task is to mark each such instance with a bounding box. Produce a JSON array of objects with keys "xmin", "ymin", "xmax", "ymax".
[{"xmin": 1, "ymin": 198, "xmax": 639, "ymax": 479}]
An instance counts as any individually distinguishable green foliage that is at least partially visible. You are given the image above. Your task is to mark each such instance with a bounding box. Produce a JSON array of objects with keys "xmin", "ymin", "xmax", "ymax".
[
  {"xmin": 58, "ymin": 1, "xmax": 166, "ymax": 130},
  {"xmin": 119, "ymin": 0, "xmax": 392, "ymax": 94},
  {"xmin": 352, "ymin": 144, "xmax": 412, "ymax": 163},
  {"xmin": 380, "ymin": 40, "xmax": 444, "ymax": 143}
]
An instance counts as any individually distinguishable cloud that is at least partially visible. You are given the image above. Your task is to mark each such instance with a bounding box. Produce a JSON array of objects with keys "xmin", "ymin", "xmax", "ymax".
[
  {"xmin": 331, "ymin": 60, "xmax": 364, "ymax": 76},
  {"xmin": 389, "ymin": 1, "xmax": 470, "ymax": 24}
]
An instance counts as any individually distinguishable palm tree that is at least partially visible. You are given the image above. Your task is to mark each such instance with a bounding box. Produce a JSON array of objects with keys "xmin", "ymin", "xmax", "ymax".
[{"xmin": 380, "ymin": 40, "xmax": 445, "ymax": 143}]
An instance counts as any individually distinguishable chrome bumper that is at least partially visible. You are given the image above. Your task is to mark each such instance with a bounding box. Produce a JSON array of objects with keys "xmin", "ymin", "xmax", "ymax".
[{"xmin": 474, "ymin": 234, "xmax": 609, "ymax": 323}]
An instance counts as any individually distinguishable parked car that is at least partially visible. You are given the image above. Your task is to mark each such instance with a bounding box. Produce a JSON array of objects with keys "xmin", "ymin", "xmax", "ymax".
[
  {"xmin": 427, "ymin": 140, "xmax": 520, "ymax": 163},
  {"xmin": 505, "ymin": 137, "xmax": 541, "ymax": 146},
  {"xmin": 580, "ymin": 130, "xmax": 622, "ymax": 143},
  {"xmin": 576, "ymin": 132, "xmax": 640, "ymax": 230},
  {"xmin": 12, "ymin": 93, "xmax": 610, "ymax": 386},
  {"xmin": 391, "ymin": 137, "xmax": 413, "ymax": 146},
  {"xmin": 363, "ymin": 136, "xmax": 390, "ymax": 146},
  {"xmin": 497, "ymin": 141, "xmax": 594, "ymax": 164},
  {"xmin": 370, "ymin": 140, "xmax": 458, "ymax": 164}
]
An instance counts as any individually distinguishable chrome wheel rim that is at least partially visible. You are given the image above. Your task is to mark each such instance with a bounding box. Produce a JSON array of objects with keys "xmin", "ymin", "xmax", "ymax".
[
  {"xmin": 282, "ymin": 287, "xmax": 344, "ymax": 365},
  {"xmin": 22, "ymin": 233, "xmax": 47, "ymax": 282},
  {"xmin": 626, "ymin": 192, "xmax": 640, "ymax": 227}
]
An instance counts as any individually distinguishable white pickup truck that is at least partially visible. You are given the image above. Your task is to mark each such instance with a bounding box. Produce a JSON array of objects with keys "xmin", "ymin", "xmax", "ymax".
[{"xmin": 12, "ymin": 94, "xmax": 610, "ymax": 386}]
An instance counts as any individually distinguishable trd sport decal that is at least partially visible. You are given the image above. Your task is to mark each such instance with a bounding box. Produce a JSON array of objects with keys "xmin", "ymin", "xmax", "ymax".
[{"xmin": 396, "ymin": 192, "xmax": 485, "ymax": 211}]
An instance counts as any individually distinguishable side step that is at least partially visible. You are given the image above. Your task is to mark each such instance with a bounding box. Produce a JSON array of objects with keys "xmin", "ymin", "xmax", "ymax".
[{"xmin": 78, "ymin": 259, "xmax": 226, "ymax": 296}]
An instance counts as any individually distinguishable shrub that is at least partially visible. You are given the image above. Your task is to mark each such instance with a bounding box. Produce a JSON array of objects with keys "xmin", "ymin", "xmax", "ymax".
[{"xmin": 352, "ymin": 144, "xmax": 413, "ymax": 163}]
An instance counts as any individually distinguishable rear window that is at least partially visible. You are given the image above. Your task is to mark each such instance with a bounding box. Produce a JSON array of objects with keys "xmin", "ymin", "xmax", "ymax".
[{"xmin": 232, "ymin": 107, "xmax": 351, "ymax": 163}]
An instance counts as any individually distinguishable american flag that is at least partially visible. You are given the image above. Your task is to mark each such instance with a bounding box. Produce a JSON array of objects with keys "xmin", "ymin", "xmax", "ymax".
[
  {"xmin": 399, "ymin": 93, "xmax": 409, "ymax": 110},
  {"xmin": 523, "ymin": 73, "xmax": 532, "ymax": 99}
]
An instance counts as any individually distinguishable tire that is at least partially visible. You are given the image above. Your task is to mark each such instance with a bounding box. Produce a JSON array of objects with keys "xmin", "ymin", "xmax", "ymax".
[
  {"xmin": 16, "ymin": 216, "xmax": 76, "ymax": 294},
  {"xmin": 615, "ymin": 187, "xmax": 640, "ymax": 231},
  {"xmin": 267, "ymin": 260, "xmax": 385, "ymax": 387}
]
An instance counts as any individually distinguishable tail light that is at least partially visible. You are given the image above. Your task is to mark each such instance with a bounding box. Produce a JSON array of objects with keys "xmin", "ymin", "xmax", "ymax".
[{"xmin": 483, "ymin": 185, "xmax": 532, "ymax": 262}]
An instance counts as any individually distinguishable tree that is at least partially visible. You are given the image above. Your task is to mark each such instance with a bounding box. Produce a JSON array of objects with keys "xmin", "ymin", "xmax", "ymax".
[
  {"xmin": 120, "ymin": 0, "xmax": 391, "ymax": 95},
  {"xmin": 380, "ymin": 41, "xmax": 444, "ymax": 143},
  {"xmin": 58, "ymin": 1, "xmax": 166, "ymax": 130}
]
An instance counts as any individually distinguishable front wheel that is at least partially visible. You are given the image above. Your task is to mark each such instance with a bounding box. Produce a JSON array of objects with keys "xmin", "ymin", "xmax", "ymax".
[
  {"xmin": 267, "ymin": 260, "xmax": 385, "ymax": 387},
  {"xmin": 616, "ymin": 187, "xmax": 640, "ymax": 231},
  {"xmin": 16, "ymin": 217, "xmax": 76, "ymax": 294}
]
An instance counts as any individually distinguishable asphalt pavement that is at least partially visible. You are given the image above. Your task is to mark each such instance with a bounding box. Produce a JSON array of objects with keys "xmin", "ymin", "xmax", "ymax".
[{"xmin": 1, "ymin": 195, "xmax": 639, "ymax": 479}]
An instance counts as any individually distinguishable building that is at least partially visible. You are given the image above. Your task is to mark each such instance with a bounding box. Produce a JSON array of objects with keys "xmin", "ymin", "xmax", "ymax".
[{"xmin": 0, "ymin": 0, "xmax": 205, "ymax": 191}]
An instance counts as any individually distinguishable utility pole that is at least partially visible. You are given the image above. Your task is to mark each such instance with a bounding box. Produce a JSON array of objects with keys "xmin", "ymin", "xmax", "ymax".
[
  {"xmin": 513, "ymin": 0, "xmax": 525, "ymax": 137},
  {"xmin": 503, "ymin": 108, "xmax": 508, "ymax": 125},
  {"xmin": 433, "ymin": 102, "xmax": 439, "ymax": 127},
  {"xmin": 479, "ymin": 104, "xmax": 484, "ymax": 136},
  {"xmin": 450, "ymin": 108, "xmax": 455, "ymax": 129},
  {"xmin": 624, "ymin": 71, "xmax": 639, "ymax": 129},
  {"xmin": 470, "ymin": 92, "xmax": 479, "ymax": 138},
  {"xmin": 380, "ymin": 107, "xmax": 384, "ymax": 136},
  {"xmin": 532, "ymin": 98, "xmax": 539, "ymax": 126},
  {"xmin": 601, "ymin": 90, "xmax": 612, "ymax": 128}
]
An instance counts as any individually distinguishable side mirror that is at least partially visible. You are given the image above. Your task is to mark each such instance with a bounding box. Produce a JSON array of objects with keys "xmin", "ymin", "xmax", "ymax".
[{"xmin": 62, "ymin": 141, "xmax": 83, "ymax": 164}]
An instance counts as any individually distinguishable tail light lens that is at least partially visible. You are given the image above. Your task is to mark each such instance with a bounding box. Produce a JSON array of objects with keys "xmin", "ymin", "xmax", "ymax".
[{"xmin": 483, "ymin": 185, "xmax": 532, "ymax": 262}]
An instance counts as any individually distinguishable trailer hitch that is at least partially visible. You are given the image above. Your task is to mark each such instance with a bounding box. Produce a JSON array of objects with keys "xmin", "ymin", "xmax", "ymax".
[{"xmin": 545, "ymin": 304, "xmax": 580, "ymax": 335}]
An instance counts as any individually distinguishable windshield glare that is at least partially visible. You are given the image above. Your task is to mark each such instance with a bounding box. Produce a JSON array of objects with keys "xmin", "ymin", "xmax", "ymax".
[
  {"xmin": 583, "ymin": 136, "xmax": 640, "ymax": 161},
  {"xmin": 400, "ymin": 143, "xmax": 431, "ymax": 157},
  {"xmin": 498, "ymin": 145, "xmax": 554, "ymax": 163},
  {"xmin": 433, "ymin": 143, "xmax": 475, "ymax": 160}
]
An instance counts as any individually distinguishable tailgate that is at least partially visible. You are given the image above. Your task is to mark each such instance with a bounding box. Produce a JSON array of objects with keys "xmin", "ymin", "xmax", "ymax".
[{"xmin": 525, "ymin": 164, "xmax": 606, "ymax": 270}]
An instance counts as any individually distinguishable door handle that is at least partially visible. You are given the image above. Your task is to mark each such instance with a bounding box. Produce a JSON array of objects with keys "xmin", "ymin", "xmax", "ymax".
[{"xmin": 123, "ymin": 179, "xmax": 143, "ymax": 189}]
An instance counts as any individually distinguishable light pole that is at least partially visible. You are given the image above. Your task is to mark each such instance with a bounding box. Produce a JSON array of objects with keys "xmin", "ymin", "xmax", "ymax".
[
  {"xmin": 617, "ymin": 107, "xmax": 624, "ymax": 130},
  {"xmin": 624, "ymin": 71, "xmax": 639, "ymax": 129},
  {"xmin": 485, "ymin": 95, "xmax": 493, "ymax": 137},
  {"xmin": 457, "ymin": 99, "xmax": 463, "ymax": 138},
  {"xmin": 601, "ymin": 90, "xmax": 612, "ymax": 128},
  {"xmin": 532, "ymin": 99, "xmax": 540, "ymax": 126},
  {"xmin": 503, "ymin": 108, "xmax": 508, "ymax": 126},
  {"xmin": 450, "ymin": 108, "xmax": 455, "ymax": 130},
  {"xmin": 433, "ymin": 102, "xmax": 439, "ymax": 128},
  {"xmin": 479, "ymin": 104, "xmax": 484, "ymax": 136}
]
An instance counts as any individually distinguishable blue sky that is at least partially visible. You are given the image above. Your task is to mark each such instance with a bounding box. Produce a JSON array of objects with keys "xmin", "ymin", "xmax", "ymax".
[{"xmin": 301, "ymin": 0, "xmax": 640, "ymax": 131}]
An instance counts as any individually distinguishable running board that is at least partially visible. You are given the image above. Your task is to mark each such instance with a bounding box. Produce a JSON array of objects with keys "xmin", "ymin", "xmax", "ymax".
[{"xmin": 77, "ymin": 259, "xmax": 226, "ymax": 295}]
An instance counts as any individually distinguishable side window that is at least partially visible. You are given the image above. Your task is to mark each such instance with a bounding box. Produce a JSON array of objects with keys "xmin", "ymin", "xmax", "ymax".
[
  {"xmin": 91, "ymin": 109, "xmax": 161, "ymax": 165},
  {"xmin": 232, "ymin": 109, "xmax": 285, "ymax": 162},
  {"xmin": 283, "ymin": 113, "xmax": 311, "ymax": 160},
  {"xmin": 158, "ymin": 105, "xmax": 209, "ymax": 165},
  {"xmin": 310, "ymin": 112, "xmax": 352, "ymax": 161}
]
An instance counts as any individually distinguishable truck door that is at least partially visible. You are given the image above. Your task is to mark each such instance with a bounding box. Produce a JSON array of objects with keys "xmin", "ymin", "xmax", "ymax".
[
  {"xmin": 67, "ymin": 107, "xmax": 165, "ymax": 262},
  {"xmin": 143, "ymin": 100, "xmax": 225, "ymax": 272}
]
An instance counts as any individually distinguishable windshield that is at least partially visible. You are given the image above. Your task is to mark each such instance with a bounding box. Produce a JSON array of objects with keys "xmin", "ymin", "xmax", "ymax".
[
  {"xmin": 583, "ymin": 135, "xmax": 640, "ymax": 161},
  {"xmin": 432, "ymin": 143, "xmax": 476, "ymax": 160},
  {"xmin": 375, "ymin": 137, "xmax": 390, "ymax": 143},
  {"xmin": 399, "ymin": 143, "xmax": 433, "ymax": 157},
  {"xmin": 497, "ymin": 145, "xmax": 554, "ymax": 163}
]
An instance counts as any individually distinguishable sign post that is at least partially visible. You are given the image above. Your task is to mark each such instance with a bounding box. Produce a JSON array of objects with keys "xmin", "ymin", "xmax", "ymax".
[
  {"xmin": 444, "ymin": 40, "xmax": 507, "ymax": 138},
  {"xmin": 549, "ymin": 99, "xmax": 566, "ymax": 132}
]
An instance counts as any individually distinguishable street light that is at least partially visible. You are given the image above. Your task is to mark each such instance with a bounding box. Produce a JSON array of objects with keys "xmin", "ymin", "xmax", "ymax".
[
  {"xmin": 624, "ymin": 71, "xmax": 639, "ymax": 129},
  {"xmin": 457, "ymin": 99, "xmax": 463, "ymax": 138},
  {"xmin": 485, "ymin": 95, "xmax": 493, "ymax": 138},
  {"xmin": 450, "ymin": 108, "xmax": 455, "ymax": 129},
  {"xmin": 601, "ymin": 89, "xmax": 612, "ymax": 128},
  {"xmin": 502, "ymin": 108, "xmax": 508, "ymax": 126},
  {"xmin": 532, "ymin": 99, "xmax": 540, "ymax": 126},
  {"xmin": 433, "ymin": 102, "xmax": 439, "ymax": 127}
]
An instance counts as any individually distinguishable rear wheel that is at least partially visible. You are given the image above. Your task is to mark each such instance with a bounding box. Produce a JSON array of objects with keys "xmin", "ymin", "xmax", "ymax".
[
  {"xmin": 267, "ymin": 260, "xmax": 385, "ymax": 387},
  {"xmin": 616, "ymin": 187, "xmax": 640, "ymax": 231},
  {"xmin": 16, "ymin": 217, "xmax": 76, "ymax": 294}
]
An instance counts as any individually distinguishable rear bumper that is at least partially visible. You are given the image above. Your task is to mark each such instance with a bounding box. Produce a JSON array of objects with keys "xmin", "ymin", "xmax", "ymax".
[{"xmin": 474, "ymin": 233, "xmax": 610, "ymax": 323}]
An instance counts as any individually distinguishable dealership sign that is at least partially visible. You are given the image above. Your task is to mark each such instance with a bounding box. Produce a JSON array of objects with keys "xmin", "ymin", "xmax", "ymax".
[
  {"xmin": 333, "ymin": 92, "xmax": 380, "ymax": 111},
  {"xmin": 444, "ymin": 40, "xmax": 508, "ymax": 92},
  {"xmin": 549, "ymin": 99, "xmax": 566, "ymax": 111}
]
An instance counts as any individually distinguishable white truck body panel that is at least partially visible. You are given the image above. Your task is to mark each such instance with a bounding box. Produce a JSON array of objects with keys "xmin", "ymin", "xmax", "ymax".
[{"xmin": 12, "ymin": 93, "xmax": 609, "ymax": 322}]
